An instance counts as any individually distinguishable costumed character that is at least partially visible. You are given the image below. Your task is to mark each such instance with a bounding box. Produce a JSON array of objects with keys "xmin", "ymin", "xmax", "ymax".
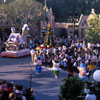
[
  {"xmin": 22, "ymin": 24, "xmax": 29, "ymax": 45},
  {"xmin": 34, "ymin": 55, "xmax": 42, "ymax": 74},
  {"xmin": 7, "ymin": 27, "xmax": 16, "ymax": 42},
  {"xmin": 52, "ymin": 58, "xmax": 60, "ymax": 79},
  {"xmin": 78, "ymin": 62, "xmax": 87, "ymax": 82},
  {"xmin": 6, "ymin": 27, "xmax": 23, "ymax": 51},
  {"xmin": 30, "ymin": 49, "xmax": 35, "ymax": 63}
]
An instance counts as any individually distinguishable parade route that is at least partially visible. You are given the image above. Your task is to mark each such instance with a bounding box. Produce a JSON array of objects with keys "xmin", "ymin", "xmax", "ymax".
[{"xmin": 0, "ymin": 56, "xmax": 68, "ymax": 100}]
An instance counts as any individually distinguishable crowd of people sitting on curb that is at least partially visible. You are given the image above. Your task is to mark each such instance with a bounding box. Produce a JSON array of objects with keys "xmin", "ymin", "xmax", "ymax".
[
  {"xmin": 0, "ymin": 80, "xmax": 37, "ymax": 100},
  {"xmin": 30, "ymin": 36, "xmax": 100, "ymax": 81}
]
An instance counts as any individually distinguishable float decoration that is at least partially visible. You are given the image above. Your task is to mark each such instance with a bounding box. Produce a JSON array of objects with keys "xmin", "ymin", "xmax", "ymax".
[
  {"xmin": 44, "ymin": 24, "xmax": 53, "ymax": 48},
  {"xmin": 1, "ymin": 25, "xmax": 30, "ymax": 58}
]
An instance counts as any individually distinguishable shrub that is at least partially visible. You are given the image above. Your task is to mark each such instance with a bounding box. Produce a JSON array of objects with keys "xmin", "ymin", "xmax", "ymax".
[{"xmin": 59, "ymin": 77, "xmax": 85, "ymax": 100}]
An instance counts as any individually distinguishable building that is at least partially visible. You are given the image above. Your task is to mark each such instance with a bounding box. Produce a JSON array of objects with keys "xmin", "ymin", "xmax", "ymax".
[{"xmin": 41, "ymin": 8, "xmax": 96, "ymax": 37}]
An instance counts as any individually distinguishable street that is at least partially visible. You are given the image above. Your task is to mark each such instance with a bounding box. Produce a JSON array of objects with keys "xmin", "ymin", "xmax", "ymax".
[{"xmin": 0, "ymin": 56, "xmax": 68, "ymax": 100}]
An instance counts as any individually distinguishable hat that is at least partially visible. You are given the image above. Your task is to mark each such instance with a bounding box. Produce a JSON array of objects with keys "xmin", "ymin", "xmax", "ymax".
[
  {"xmin": 54, "ymin": 57, "xmax": 60, "ymax": 63},
  {"xmin": 37, "ymin": 56, "xmax": 41, "ymax": 60},
  {"xmin": 80, "ymin": 63, "xmax": 86, "ymax": 68}
]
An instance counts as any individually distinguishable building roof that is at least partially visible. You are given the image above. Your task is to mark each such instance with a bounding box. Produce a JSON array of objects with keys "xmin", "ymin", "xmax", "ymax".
[{"xmin": 78, "ymin": 15, "xmax": 88, "ymax": 25}]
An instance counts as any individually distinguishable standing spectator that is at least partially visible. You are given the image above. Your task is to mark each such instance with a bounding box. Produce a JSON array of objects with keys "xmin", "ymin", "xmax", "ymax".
[{"xmin": 67, "ymin": 59, "xmax": 74, "ymax": 77}]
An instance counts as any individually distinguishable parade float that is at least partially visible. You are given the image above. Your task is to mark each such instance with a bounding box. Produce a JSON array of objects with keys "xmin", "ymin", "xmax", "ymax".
[{"xmin": 1, "ymin": 24, "xmax": 30, "ymax": 58}]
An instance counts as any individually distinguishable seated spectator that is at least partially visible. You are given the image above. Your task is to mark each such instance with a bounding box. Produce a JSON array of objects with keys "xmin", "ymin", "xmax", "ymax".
[{"xmin": 24, "ymin": 88, "xmax": 35, "ymax": 100}]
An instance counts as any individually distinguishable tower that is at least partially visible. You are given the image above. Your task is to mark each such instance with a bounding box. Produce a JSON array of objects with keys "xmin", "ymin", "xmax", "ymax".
[{"xmin": 43, "ymin": 0, "xmax": 47, "ymax": 11}]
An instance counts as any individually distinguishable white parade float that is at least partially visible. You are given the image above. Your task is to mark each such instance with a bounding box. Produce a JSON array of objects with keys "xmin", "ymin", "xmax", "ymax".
[{"xmin": 1, "ymin": 24, "xmax": 30, "ymax": 58}]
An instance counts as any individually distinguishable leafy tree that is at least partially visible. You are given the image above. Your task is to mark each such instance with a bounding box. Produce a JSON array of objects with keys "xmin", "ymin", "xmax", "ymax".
[
  {"xmin": 0, "ymin": 0, "xmax": 44, "ymax": 26},
  {"xmin": 85, "ymin": 15, "xmax": 100, "ymax": 43},
  {"xmin": 37, "ymin": 0, "xmax": 100, "ymax": 22},
  {"xmin": 59, "ymin": 77, "xmax": 85, "ymax": 100}
]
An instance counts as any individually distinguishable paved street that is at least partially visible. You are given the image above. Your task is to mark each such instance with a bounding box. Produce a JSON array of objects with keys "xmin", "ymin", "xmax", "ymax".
[{"xmin": 0, "ymin": 56, "xmax": 68, "ymax": 100}]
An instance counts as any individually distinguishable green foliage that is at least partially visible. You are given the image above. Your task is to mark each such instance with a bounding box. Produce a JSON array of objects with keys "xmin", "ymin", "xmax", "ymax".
[
  {"xmin": 59, "ymin": 77, "xmax": 85, "ymax": 100},
  {"xmin": 0, "ymin": 0, "xmax": 44, "ymax": 26},
  {"xmin": 37, "ymin": 0, "xmax": 100, "ymax": 22},
  {"xmin": 85, "ymin": 15, "xmax": 100, "ymax": 43}
]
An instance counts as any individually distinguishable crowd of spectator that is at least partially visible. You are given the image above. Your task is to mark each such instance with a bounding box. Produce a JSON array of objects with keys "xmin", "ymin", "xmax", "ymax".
[
  {"xmin": 30, "ymin": 36, "xmax": 100, "ymax": 80},
  {"xmin": 0, "ymin": 80, "xmax": 37, "ymax": 100},
  {"xmin": 1, "ymin": 34, "xmax": 100, "ymax": 99}
]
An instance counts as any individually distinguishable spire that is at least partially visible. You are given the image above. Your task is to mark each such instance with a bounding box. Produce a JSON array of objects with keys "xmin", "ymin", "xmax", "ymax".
[
  {"xmin": 45, "ymin": 0, "xmax": 47, "ymax": 8},
  {"xmin": 50, "ymin": 8, "xmax": 52, "ymax": 12},
  {"xmin": 43, "ymin": 0, "xmax": 47, "ymax": 11},
  {"xmin": 91, "ymin": 8, "xmax": 96, "ymax": 15}
]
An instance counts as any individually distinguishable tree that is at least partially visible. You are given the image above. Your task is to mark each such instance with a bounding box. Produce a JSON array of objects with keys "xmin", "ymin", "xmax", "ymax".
[
  {"xmin": 85, "ymin": 15, "xmax": 100, "ymax": 43},
  {"xmin": 59, "ymin": 77, "xmax": 85, "ymax": 100},
  {"xmin": 37, "ymin": 0, "xmax": 100, "ymax": 22},
  {"xmin": 0, "ymin": 0, "xmax": 44, "ymax": 26}
]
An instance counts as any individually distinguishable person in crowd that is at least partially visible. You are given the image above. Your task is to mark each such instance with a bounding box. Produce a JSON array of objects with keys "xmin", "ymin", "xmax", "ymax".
[
  {"xmin": 0, "ymin": 80, "xmax": 37, "ymax": 100},
  {"xmin": 87, "ymin": 61, "xmax": 96, "ymax": 80},
  {"xmin": 24, "ymin": 88, "xmax": 37, "ymax": 100}
]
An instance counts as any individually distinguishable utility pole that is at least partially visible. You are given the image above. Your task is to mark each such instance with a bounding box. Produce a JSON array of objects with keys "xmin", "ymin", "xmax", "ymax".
[{"xmin": 30, "ymin": 64, "xmax": 32, "ymax": 88}]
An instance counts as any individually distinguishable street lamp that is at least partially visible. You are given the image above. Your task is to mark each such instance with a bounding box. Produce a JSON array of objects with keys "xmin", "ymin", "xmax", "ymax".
[
  {"xmin": 29, "ymin": 64, "xmax": 32, "ymax": 88},
  {"xmin": 68, "ymin": 12, "xmax": 79, "ymax": 37}
]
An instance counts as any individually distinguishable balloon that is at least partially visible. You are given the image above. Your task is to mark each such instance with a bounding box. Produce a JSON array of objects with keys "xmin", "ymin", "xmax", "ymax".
[
  {"xmin": 85, "ymin": 94, "xmax": 96, "ymax": 100},
  {"xmin": 93, "ymin": 70, "xmax": 100, "ymax": 82}
]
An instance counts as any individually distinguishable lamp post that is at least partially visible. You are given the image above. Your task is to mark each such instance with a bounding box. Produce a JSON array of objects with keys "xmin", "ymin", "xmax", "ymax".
[
  {"xmin": 68, "ymin": 12, "xmax": 78, "ymax": 37},
  {"xmin": 30, "ymin": 64, "xmax": 32, "ymax": 88}
]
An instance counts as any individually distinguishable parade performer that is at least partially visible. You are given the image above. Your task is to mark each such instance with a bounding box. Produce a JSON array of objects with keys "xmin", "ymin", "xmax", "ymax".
[
  {"xmin": 78, "ymin": 62, "xmax": 87, "ymax": 82},
  {"xmin": 22, "ymin": 24, "xmax": 29, "ymax": 44},
  {"xmin": 52, "ymin": 57, "xmax": 60, "ymax": 79},
  {"xmin": 30, "ymin": 49, "xmax": 35, "ymax": 63},
  {"xmin": 34, "ymin": 55, "xmax": 42, "ymax": 74}
]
